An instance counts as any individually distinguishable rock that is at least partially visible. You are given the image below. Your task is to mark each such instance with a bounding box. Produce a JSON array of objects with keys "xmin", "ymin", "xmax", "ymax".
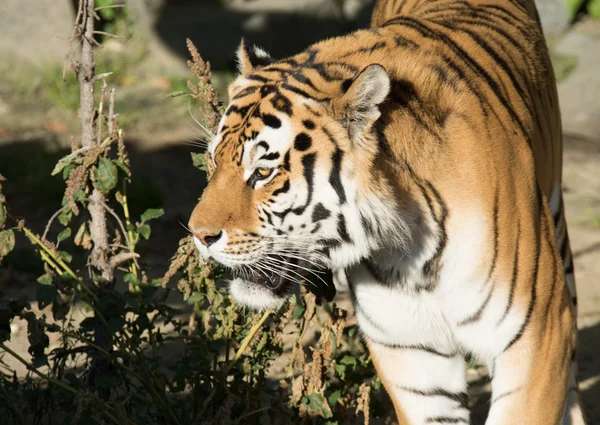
[
  {"xmin": 555, "ymin": 19, "xmax": 600, "ymax": 139},
  {"xmin": 0, "ymin": 0, "xmax": 74, "ymax": 67},
  {"xmin": 535, "ymin": 0, "xmax": 571, "ymax": 38}
]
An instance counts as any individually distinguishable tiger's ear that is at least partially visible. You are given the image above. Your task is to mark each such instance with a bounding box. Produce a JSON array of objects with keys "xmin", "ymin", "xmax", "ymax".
[
  {"xmin": 236, "ymin": 39, "xmax": 274, "ymax": 75},
  {"xmin": 332, "ymin": 64, "xmax": 390, "ymax": 142}
]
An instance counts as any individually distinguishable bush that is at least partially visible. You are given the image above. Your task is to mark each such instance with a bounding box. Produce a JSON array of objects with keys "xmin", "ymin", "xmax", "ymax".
[{"xmin": 0, "ymin": 2, "xmax": 385, "ymax": 424}]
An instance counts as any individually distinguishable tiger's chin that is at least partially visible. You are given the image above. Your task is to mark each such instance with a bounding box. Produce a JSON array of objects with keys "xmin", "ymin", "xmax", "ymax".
[{"xmin": 229, "ymin": 277, "xmax": 293, "ymax": 310}]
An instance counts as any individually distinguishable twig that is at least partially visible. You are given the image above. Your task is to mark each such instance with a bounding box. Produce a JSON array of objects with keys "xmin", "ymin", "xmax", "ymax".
[
  {"xmin": 120, "ymin": 182, "xmax": 138, "ymax": 278},
  {"xmin": 95, "ymin": 4, "xmax": 126, "ymax": 11},
  {"xmin": 108, "ymin": 88, "xmax": 116, "ymax": 135},
  {"xmin": 93, "ymin": 72, "xmax": 113, "ymax": 83},
  {"xmin": 110, "ymin": 252, "xmax": 139, "ymax": 268},
  {"xmin": 42, "ymin": 205, "xmax": 70, "ymax": 242},
  {"xmin": 93, "ymin": 31, "xmax": 125, "ymax": 39},
  {"xmin": 62, "ymin": 0, "xmax": 84, "ymax": 80},
  {"xmin": 79, "ymin": 0, "xmax": 96, "ymax": 148},
  {"xmin": 97, "ymin": 82, "xmax": 107, "ymax": 145},
  {"xmin": 93, "ymin": 199, "xmax": 133, "ymax": 252}
]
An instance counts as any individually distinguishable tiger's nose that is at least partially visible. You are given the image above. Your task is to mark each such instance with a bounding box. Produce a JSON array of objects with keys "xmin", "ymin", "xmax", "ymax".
[{"xmin": 193, "ymin": 230, "xmax": 223, "ymax": 247}]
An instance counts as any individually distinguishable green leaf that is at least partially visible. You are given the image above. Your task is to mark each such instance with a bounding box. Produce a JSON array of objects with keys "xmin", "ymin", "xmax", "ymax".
[
  {"xmin": 141, "ymin": 208, "xmax": 164, "ymax": 223},
  {"xmin": 36, "ymin": 284, "xmax": 58, "ymax": 309},
  {"xmin": 292, "ymin": 303, "xmax": 305, "ymax": 320},
  {"xmin": 303, "ymin": 393, "xmax": 332, "ymax": 418},
  {"xmin": 58, "ymin": 208, "xmax": 73, "ymax": 226},
  {"xmin": 0, "ymin": 229, "xmax": 15, "ymax": 259},
  {"xmin": 340, "ymin": 355, "xmax": 357, "ymax": 367},
  {"xmin": 328, "ymin": 390, "xmax": 341, "ymax": 408},
  {"xmin": 186, "ymin": 292, "xmax": 205, "ymax": 305},
  {"xmin": 334, "ymin": 363, "xmax": 346, "ymax": 379},
  {"xmin": 0, "ymin": 203, "xmax": 6, "ymax": 228},
  {"xmin": 58, "ymin": 251, "xmax": 73, "ymax": 264},
  {"xmin": 150, "ymin": 278, "xmax": 162, "ymax": 287},
  {"xmin": 108, "ymin": 316, "xmax": 126, "ymax": 335},
  {"xmin": 191, "ymin": 152, "xmax": 207, "ymax": 171},
  {"xmin": 74, "ymin": 223, "xmax": 86, "ymax": 246},
  {"xmin": 114, "ymin": 161, "xmax": 130, "ymax": 177},
  {"xmin": 124, "ymin": 272, "xmax": 140, "ymax": 287},
  {"xmin": 95, "ymin": 157, "xmax": 118, "ymax": 194},
  {"xmin": 57, "ymin": 228, "xmax": 72, "ymax": 244},
  {"xmin": 137, "ymin": 223, "xmax": 151, "ymax": 240},
  {"xmin": 62, "ymin": 163, "xmax": 76, "ymax": 180},
  {"xmin": 51, "ymin": 151, "xmax": 80, "ymax": 176},
  {"xmin": 37, "ymin": 274, "xmax": 53, "ymax": 286}
]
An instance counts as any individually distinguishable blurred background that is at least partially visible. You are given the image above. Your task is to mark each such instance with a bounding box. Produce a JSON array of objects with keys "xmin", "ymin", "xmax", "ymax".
[{"xmin": 0, "ymin": 0, "xmax": 598, "ymax": 423}]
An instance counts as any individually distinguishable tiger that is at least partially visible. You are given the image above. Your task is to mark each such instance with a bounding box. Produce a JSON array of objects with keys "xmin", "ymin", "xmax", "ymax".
[{"xmin": 187, "ymin": 0, "xmax": 586, "ymax": 423}]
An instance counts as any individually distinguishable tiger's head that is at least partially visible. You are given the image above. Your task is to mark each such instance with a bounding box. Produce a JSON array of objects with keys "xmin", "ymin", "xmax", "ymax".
[{"xmin": 188, "ymin": 41, "xmax": 408, "ymax": 309}]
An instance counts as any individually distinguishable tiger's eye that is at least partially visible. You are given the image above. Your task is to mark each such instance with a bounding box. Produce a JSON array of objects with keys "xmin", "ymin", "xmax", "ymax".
[{"xmin": 256, "ymin": 167, "xmax": 271, "ymax": 178}]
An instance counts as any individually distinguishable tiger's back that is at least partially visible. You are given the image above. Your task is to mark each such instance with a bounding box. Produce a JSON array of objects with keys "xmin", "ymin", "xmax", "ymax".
[{"xmin": 188, "ymin": 1, "xmax": 584, "ymax": 423}]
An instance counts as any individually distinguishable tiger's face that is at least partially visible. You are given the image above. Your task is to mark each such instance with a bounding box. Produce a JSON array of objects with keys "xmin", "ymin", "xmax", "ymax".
[{"xmin": 188, "ymin": 41, "xmax": 406, "ymax": 309}]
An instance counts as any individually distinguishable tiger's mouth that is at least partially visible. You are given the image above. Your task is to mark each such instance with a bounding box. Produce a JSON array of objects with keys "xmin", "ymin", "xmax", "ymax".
[
  {"xmin": 231, "ymin": 254, "xmax": 336, "ymax": 307},
  {"xmin": 237, "ymin": 255, "xmax": 298, "ymax": 291}
]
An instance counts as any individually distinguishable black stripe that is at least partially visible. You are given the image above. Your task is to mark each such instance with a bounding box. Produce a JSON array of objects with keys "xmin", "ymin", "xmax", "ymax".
[
  {"xmin": 487, "ymin": 189, "xmax": 500, "ymax": 280},
  {"xmin": 259, "ymin": 152, "xmax": 279, "ymax": 161},
  {"xmin": 383, "ymin": 17, "xmax": 530, "ymax": 143},
  {"xmin": 291, "ymin": 153, "xmax": 316, "ymax": 215},
  {"xmin": 262, "ymin": 113, "xmax": 281, "ymax": 129},
  {"xmin": 337, "ymin": 215, "xmax": 352, "ymax": 243},
  {"xmin": 492, "ymin": 387, "xmax": 522, "ymax": 403},
  {"xmin": 503, "ymin": 188, "xmax": 541, "ymax": 352},
  {"xmin": 232, "ymin": 86, "xmax": 259, "ymax": 100},
  {"xmin": 329, "ymin": 148, "xmax": 347, "ymax": 205},
  {"xmin": 435, "ymin": 20, "xmax": 534, "ymax": 125},
  {"xmin": 378, "ymin": 342, "xmax": 456, "ymax": 358},
  {"xmin": 312, "ymin": 203, "xmax": 331, "ymax": 222},
  {"xmin": 457, "ymin": 283, "xmax": 494, "ymax": 326},
  {"xmin": 272, "ymin": 179, "xmax": 290, "ymax": 197},
  {"xmin": 426, "ymin": 417, "xmax": 468, "ymax": 424},
  {"xmin": 399, "ymin": 387, "xmax": 469, "ymax": 409},
  {"xmin": 498, "ymin": 223, "xmax": 520, "ymax": 325}
]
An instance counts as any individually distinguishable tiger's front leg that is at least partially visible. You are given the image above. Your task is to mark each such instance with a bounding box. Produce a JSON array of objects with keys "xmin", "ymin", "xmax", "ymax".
[{"xmin": 367, "ymin": 339, "xmax": 470, "ymax": 425}]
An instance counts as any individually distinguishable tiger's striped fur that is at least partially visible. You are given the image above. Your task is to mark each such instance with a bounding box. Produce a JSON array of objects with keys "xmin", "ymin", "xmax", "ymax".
[{"xmin": 188, "ymin": 0, "xmax": 585, "ymax": 423}]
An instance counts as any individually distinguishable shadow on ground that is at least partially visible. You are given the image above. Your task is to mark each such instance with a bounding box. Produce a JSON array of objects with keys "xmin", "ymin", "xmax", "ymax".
[{"xmin": 153, "ymin": 1, "xmax": 375, "ymax": 71}]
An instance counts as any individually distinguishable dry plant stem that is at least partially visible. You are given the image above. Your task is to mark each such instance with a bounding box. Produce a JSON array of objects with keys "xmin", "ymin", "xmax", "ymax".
[
  {"xmin": 42, "ymin": 205, "xmax": 70, "ymax": 242},
  {"xmin": 197, "ymin": 309, "xmax": 273, "ymax": 419},
  {"xmin": 89, "ymin": 189, "xmax": 112, "ymax": 281},
  {"xmin": 79, "ymin": 0, "xmax": 96, "ymax": 149},
  {"xmin": 63, "ymin": 0, "xmax": 84, "ymax": 80},
  {"xmin": 108, "ymin": 88, "xmax": 116, "ymax": 134}
]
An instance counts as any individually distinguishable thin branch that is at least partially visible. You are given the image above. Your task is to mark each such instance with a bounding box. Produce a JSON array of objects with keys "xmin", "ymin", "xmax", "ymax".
[
  {"xmin": 110, "ymin": 252, "xmax": 139, "ymax": 268},
  {"xmin": 93, "ymin": 31, "xmax": 125, "ymax": 39},
  {"xmin": 79, "ymin": 0, "xmax": 96, "ymax": 148},
  {"xmin": 93, "ymin": 72, "xmax": 113, "ymax": 83},
  {"xmin": 95, "ymin": 5, "xmax": 126, "ymax": 11},
  {"xmin": 42, "ymin": 205, "xmax": 70, "ymax": 242},
  {"xmin": 108, "ymin": 88, "xmax": 116, "ymax": 135},
  {"xmin": 97, "ymin": 82, "xmax": 107, "ymax": 145},
  {"xmin": 62, "ymin": 0, "xmax": 84, "ymax": 80},
  {"xmin": 93, "ymin": 199, "xmax": 133, "ymax": 253}
]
